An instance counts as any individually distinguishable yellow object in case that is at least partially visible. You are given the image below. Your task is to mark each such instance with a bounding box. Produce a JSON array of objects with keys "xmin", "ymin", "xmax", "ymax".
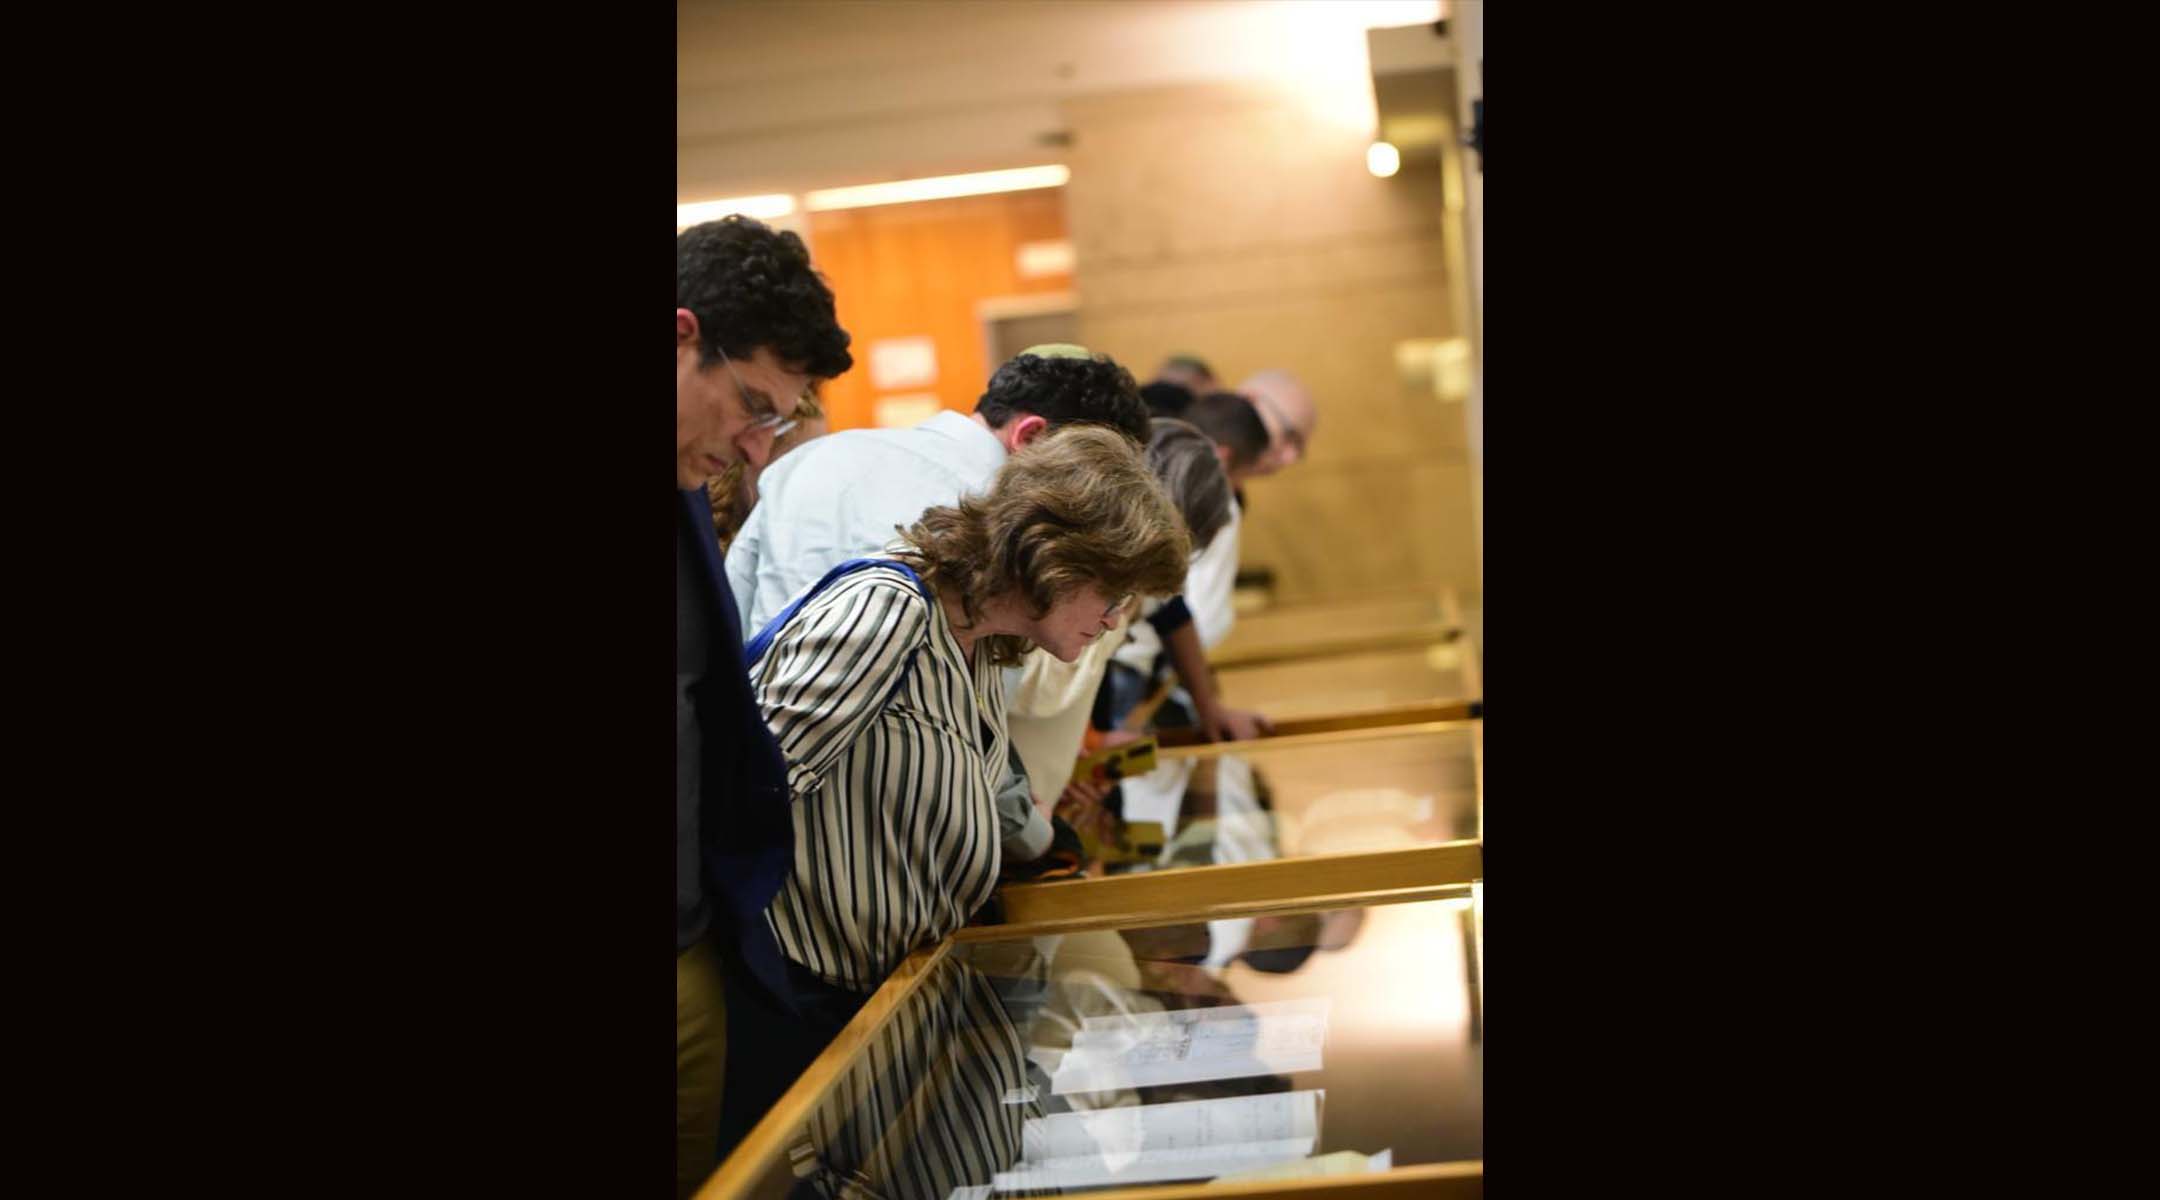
[{"xmin": 1070, "ymin": 737, "xmax": 1157, "ymax": 785}]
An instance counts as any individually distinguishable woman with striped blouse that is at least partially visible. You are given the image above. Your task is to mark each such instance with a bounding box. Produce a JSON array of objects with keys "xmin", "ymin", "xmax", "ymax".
[{"xmin": 716, "ymin": 423, "xmax": 1191, "ymax": 1144}]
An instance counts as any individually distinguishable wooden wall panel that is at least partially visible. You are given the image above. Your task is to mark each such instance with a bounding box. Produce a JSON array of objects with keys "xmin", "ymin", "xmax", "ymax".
[
  {"xmin": 806, "ymin": 189, "xmax": 1071, "ymax": 431},
  {"xmin": 1062, "ymin": 82, "xmax": 1478, "ymax": 605}
]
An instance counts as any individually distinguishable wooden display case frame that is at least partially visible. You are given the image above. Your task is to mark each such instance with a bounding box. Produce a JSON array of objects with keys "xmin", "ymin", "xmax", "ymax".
[
  {"xmin": 702, "ymin": 867, "xmax": 1485, "ymax": 1199},
  {"xmin": 1161, "ymin": 605, "xmax": 1480, "ymax": 742},
  {"xmin": 1207, "ymin": 588, "xmax": 1470, "ymax": 671},
  {"xmin": 701, "ymin": 709, "xmax": 1486, "ymax": 1199}
]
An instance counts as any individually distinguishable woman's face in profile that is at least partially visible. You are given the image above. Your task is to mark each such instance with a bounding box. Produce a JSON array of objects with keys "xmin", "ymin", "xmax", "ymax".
[{"xmin": 1024, "ymin": 583, "xmax": 1127, "ymax": 663}]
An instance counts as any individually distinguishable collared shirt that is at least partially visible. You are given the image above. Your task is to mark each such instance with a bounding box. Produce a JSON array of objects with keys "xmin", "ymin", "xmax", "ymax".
[
  {"xmin": 1184, "ymin": 495, "xmax": 1241, "ymax": 650},
  {"xmin": 752, "ymin": 563, "xmax": 1010, "ymax": 993},
  {"xmin": 727, "ymin": 410, "xmax": 1006, "ymax": 634}
]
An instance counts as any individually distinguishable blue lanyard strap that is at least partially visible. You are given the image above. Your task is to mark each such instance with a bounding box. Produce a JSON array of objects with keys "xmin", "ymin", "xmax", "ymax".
[{"xmin": 743, "ymin": 558, "xmax": 932, "ymax": 669}]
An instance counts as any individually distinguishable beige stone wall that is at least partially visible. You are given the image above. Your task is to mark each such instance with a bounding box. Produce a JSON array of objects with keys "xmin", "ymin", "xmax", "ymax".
[{"xmin": 1062, "ymin": 82, "xmax": 1477, "ymax": 606}]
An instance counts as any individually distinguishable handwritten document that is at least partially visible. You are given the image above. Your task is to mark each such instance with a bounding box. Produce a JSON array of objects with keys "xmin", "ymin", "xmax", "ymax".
[
  {"xmin": 1050, "ymin": 998, "xmax": 1329, "ymax": 1095},
  {"xmin": 990, "ymin": 1090, "xmax": 1323, "ymax": 1191}
]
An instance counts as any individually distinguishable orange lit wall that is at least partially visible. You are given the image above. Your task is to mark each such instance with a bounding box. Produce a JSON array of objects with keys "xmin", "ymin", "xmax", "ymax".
[{"xmin": 806, "ymin": 189, "xmax": 1071, "ymax": 432}]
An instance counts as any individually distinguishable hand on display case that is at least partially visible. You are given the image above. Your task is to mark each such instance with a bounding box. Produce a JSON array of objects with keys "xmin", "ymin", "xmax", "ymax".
[{"xmin": 1198, "ymin": 702, "xmax": 1274, "ymax": 743}]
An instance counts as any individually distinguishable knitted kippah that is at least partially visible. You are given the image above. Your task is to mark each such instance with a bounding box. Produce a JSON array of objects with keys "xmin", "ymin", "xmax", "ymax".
[{"xmin": 1015, "ymin": 343, "xmax": 1092, "ymax": 360}]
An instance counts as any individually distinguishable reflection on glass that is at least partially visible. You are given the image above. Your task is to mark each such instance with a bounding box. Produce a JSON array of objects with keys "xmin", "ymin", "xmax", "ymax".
[
  {"xmin": 1215, "ymin": 643, "xmax": 1470, "ymax": 721},
  {"xmin": 1051, "ymin": 998, "xmax": 1331, "ymax": 1094},
  {"xmin": 995, "ymin": 1089, "xmax": 1326, "ymax": 1190},
  {"xmin": 1101, "ymin": 725, "xmax": 1478, "ymax": 878},
  {"xmin": 781, "ymin": 947, "xmax": 1043, "ymax": 1200},
  {"xmin": 760, "ymin": 897, "xmax": 1480, "ymax": 1197}
]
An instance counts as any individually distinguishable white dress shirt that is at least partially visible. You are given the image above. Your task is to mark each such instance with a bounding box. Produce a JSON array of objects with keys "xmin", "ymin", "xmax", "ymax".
[{"xmin": 727, "ymin": 410, "xmax": 1007, "ymax": 634}]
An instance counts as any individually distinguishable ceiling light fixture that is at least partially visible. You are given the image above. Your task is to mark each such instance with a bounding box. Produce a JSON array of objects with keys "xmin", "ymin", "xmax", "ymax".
[
  {"xmin": 675, "ymin": 194, "xmax": 797, "ymax": 228},
  {"xmin": 804, "ymin": 165, "xmax": 1071, "ymax": 212}
]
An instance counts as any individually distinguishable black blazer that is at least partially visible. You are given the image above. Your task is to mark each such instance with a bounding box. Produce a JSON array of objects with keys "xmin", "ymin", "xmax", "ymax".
[{"xmin": 678, "ymin": 487, "xmax": 795, "ymax": 1008}]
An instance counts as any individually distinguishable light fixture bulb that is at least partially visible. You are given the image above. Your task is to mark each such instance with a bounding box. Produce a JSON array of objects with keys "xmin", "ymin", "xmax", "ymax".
[
  {"xmin": 1367, "ymin": 141, "xmax": 1402, "ymax": 178},
  {"xmin": 675, "ymin": 194, "xmax": 796, "ymax": 228}
]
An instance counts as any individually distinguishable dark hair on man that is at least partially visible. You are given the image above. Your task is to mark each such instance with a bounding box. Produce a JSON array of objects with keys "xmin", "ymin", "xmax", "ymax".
[
  {"xmin": 974, "ymin": 353, "xmax": 1149, "ymax": 444},
  {"xmin": 1162, "ymin": 354, "xmax": 1214, "ymax": 379},
  {"xmin": 676, "ymin": 215, "xmax": 853, "ymax": 378},
  {"xmin": 1239, "ymin": 943, "xmax": 1319, "ymax": 974},
  {"xmin": 1183, "ymin": 391, "xmax": 1271, "ymax": 471},
  {"xmin": 1139, "ymin": 381, "xmax": 1196, "ymax": 419}
]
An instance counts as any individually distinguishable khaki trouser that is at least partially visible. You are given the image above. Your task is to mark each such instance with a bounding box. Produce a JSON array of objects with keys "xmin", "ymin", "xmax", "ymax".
[{"xmin": 677, "ymin": 939, "xmax": 728, "ymax": 1199}]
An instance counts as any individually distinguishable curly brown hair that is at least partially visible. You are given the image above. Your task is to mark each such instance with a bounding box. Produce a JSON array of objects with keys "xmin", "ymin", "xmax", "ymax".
[{"xmin": 896, "ymin": 424, "xmax": 1191, "ymax": 666}]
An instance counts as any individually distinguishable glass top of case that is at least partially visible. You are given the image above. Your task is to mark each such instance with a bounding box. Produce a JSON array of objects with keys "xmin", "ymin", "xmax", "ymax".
[
  {"xmin": 1214, "ymin": 642, "xmax": 1474, "ymax": 722},
  {"xmin": 1212, "ymin": 593, "xmax": 1458, "ymax": 663},
  {"xmin": 756, "ymin": 893, "xmax": 1482, "ymax": 1198},
  {"xmin": 1079, "ymin": 722, "xmax": 1481, "ymax": 876}
]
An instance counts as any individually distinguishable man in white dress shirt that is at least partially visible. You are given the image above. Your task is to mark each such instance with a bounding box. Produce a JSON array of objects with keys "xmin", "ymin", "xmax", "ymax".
[{"xmin": 728, "ymin": 346, "xmax": 1148, "ymax": 632}]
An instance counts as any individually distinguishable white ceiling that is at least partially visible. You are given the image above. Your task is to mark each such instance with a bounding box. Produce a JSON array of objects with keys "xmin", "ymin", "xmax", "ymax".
[{"xmin": 678, "ymin": 0, "xmax": 1447, "ymax": 202}]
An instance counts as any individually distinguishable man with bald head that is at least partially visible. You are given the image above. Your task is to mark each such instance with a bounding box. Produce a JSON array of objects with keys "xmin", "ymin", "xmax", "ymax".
[{"xmin": 1238, "ymin": 369, "xmax": 1318, "ymax": 476}]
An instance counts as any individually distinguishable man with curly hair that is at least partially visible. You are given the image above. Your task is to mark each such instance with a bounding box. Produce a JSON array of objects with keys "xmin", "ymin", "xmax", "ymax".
[
  {"xmin": 677, "ymin": 215, "xmax": 852, "ymax": 1197},
  {"xmin": 725, "ymin": 345, "xmax": 1151, "ymax": 636}
]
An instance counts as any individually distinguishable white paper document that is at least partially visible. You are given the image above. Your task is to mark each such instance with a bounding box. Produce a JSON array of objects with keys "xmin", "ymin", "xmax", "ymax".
[
  {"xmin": 1117, "ymin": 758, "xmax": 1194, "ymax": 837},
  {"xmin": 991, "ymin": 1090, "xmax": 1323, "ymax": 1191},
  {"xmin": 1050, "ymin": 998, "xmax": 1329, "ymax": 1095}
]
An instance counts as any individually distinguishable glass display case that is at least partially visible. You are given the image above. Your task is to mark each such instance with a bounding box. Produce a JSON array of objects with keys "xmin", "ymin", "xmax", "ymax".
[
  {"xmin": 703, "ymin": 890, "xmax": 1482, "ymax": 1200},
  {"xmin": 699, "ymin": 662, "xmax": 1485, "ymax": 1199}
]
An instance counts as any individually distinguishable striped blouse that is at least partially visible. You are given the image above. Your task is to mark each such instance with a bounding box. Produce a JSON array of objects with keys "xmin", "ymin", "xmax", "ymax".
[{"xmin": 751, "ymin": 562, "xmax": 1009, "ymax": 993}]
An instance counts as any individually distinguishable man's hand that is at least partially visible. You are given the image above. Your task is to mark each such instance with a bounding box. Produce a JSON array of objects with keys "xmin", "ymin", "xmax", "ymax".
[
  {"xmin": 1055, "ymin": 776, "xmax": 1118, "ymax": 845},
  {"xmin": 1198, "ymin": 704, "xmax": 1273, "ymax": 743}
]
